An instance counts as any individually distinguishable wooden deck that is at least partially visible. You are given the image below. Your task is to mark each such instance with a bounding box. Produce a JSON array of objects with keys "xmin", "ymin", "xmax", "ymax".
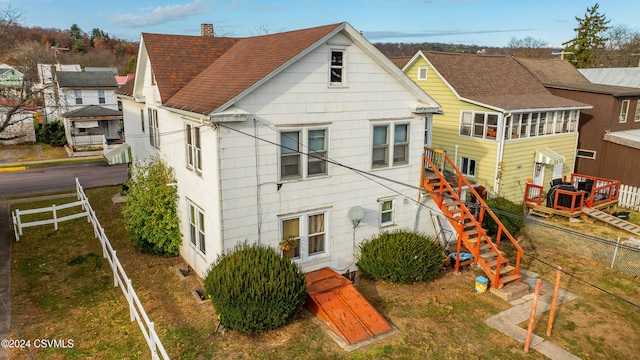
[
  {"xmin": 526, "ymin": 200, "xmax": 619, "ymax": 219},
  {"xmin": 305, "ymin": 268, "xmax": 394, "ymax": 346}
]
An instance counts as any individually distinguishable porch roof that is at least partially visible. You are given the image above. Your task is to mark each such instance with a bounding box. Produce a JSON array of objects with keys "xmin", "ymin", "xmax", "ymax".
[
  {"xmin": 62, "ymin": 105, "xmax": 122, "ymax": 120},
  {"xmin": 535, "ymin": 148, "xmax": 565, "ymax": 165},
  {"xmin": 604, "ymin": 129, "xmax": 640, "ymax": 150}
]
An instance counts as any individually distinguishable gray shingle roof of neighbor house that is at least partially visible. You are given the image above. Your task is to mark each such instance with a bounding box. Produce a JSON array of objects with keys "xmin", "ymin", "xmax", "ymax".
[
  {"xmin": 579, "ymin": 67, "xmax": 640, "ymax": 89},
  {"xmin": 56, "ymin": 71, "xmax": 118, "ymax": 88},
  {"xmin": 515, "ymin": 57, "xmax": 640, "ymax": 97},
  {"xmin": 62, "ymin": 105, "xmax": 122, "ymax": 119}
]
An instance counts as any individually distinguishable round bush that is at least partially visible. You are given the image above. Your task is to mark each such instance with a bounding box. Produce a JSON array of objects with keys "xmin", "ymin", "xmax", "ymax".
[
  {"xmin": 356, "ymin": 230, "xmax": 445, "ymax": 284},
  {"xmin": 203, "ymin": 244, "xmax": 307, "ymax": 335}
]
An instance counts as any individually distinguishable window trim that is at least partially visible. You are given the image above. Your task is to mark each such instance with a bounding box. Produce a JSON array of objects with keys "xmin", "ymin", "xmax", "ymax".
[
  {"xmin": 328, "ymin": 47, "xmax": 347, "ymax": 87},
  {"xmin": 417, "ymin": 67, "xmax": 427, "ymax": 80},
  {"xmin": 620, "ymin": 100, "xmax": 629, "ymax": 123},
  {"xmin": 74, "ymin": 89, "xmax": 83, "ymax": 105},
  {"xmin": 187, "ymin": 200, "xmax": 205, "ymax": 255},
  {"xmin": 634, "ymin": 100, "xmax": 640, "ymax": 122},
  {"xmin": 185, "ymin": 123, "xmax": 202, "ymax": 173},
  {"xmin": 378, "ymin": 198, "xmax": 395, "ymax": 227},
  {"xmin": 460, "ymin": 156, "xmax": 477, "ymax": 178},
  {"xmin": 148, "ymin": 108, "xmax": 159, "ymax": 149},
  {"xmin": 576, "ymin": 149, "xmax": 596, "ymax": 159},
  {"xmin": 279, "ymin": 209, "xmax": 329, "ymax": 262},
  {"xmin": 371, "ymin": 122, "xmax": 410, "ymax": 169},
  {"xmin": 460, "ymin": 111, "xmax": 500, "ymax": 140},
  {"xmin": 279, "ymin": 127, "xmax": 329, "ymax": 181},
  {"xmin": 98, "ymin": 89, "xmax": 106, "ymax": 104}
]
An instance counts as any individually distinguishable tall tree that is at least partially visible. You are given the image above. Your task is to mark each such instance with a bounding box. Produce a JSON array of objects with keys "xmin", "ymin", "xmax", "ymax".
[
  {"xmin": 563, "ymin": 3, "xmax": 611, "ymax": 68},
  {"xmin": 68, "ymin": 23, "xmax": 83, "ymax": 40},
  {"xmin": 0, "ymin": 5, "xmax": 22, "ymax": 55}
]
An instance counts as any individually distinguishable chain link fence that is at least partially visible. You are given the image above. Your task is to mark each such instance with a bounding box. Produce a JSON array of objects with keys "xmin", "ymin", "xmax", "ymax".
[{"xmin": 521, "ymin": 217, "xmax": 640, "ymax": 278}]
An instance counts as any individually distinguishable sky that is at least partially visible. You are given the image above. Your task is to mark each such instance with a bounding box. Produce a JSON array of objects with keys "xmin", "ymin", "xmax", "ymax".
[{"xmin": 5, "ymin": 0, "xmax": 640, "ymax": 48}]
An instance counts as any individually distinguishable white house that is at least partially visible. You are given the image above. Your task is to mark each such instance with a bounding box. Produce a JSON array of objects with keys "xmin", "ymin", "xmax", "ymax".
[{"xmin": 116, "ymin": 22, "xmax": 444, "ymax": 277}]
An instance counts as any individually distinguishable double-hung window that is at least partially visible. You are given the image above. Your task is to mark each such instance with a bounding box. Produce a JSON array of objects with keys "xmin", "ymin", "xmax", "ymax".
[
  {"xmin": 281, "ymin": 211, "xmax": 327, "ymax": 261},
  {"xmin": 620, "ymin": 100, "xmax": 630, "ymax": 123},
  {"xmin": 280, "ymin": 131, "xmax": 301, "ymax": 178},
  {"xmin": 140, "ymin": 109, "xmax": 145, "ymax": 133},
  {"xmin": 185, "ymin": 124, "xmax": 202, "ymax": 173},
  {"xmin": 460, "ymin": 157, "xmax": 476, "ymax": 177},
  {"xmin": 635, "ymin": 100, "xmax": 640, "ymax": 122},
  {"xmin": 417, "ymin": 67, "xmax": 427, "ymax": 80},
  {"xmin": 74, "ymin": 90, "xmax": 83, "ymax": 105},
  {"xmin": 187, "ymin": 200, "xmax": 205, "ymax": 255},
  {"xmin": 279, "ymin": 128, "xmax": 328, "ymax": 180},
  {"xmin": 379, "ymin": 199, "xmax": 394, "ymax": 227},
  {"xmin": 372, "ymin": 123, "xmax": 409, "ymax": 168},
  {"xmin": 329, "ymin": 49, "xmax": 346, "ymax": 86},
  {"xmin": 148, "ymin": 108, "xmax": 159, "ymax": 148},
  {"xmin": 98, "ymin": 89, "xmax": 106, "ymax": 104},
  {"xmin": 461, "ymin": 111, "xmax": 499, "ymax": 139}
]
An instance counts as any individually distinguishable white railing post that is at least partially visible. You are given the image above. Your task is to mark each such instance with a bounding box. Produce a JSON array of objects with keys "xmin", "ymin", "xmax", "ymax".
[
  {"xmin": 52, "ymin": 204, "xmax": 58, "ymax": 230},
  {"xmin": 16, "ymin": 209, "xmax": 23, "ymax": 236},
  {"xmin": 112, "ymin": 250, "xmax": 118, "ymax": 287},
  {"xmin": 149, "ymin": 322, "xmax": 158, "ymax": 359},
  {"xmin": 126, "ymin": 278, "xmax": 135, "ymax": 322},
  {"xmin": 12, "ymin": 211, "xmax": 20, "ymax": 242}
]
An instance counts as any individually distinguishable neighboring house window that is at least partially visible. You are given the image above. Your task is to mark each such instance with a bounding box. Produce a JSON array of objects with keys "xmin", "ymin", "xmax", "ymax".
[
  {"xmin": 279, "ymin": 128, "xmax": 328, "ymax": 180},
  {"xmin": 504, "ymin": 110, "xmax": 578, "ymax": 139},
  {"xmin": 140, "ymin": 109, "xmax": 145, "ymax": 133},
  {"xmin": 185, "ymin": 124, "xmax": 202, "ymax": 173},
  {"xmin": 461, "ymin": 111, "xmax": 499, "ymax": 139},
  {"xmin": 460, "ymin": 157, "xmax": 476, "ymax": 177},
  {"xmin": 148, "ymin": 108, "xmax": 159, "ymax": 148},
  {"xmin": 187, "ymin": 200, "xmax": 205, "ymax": 255},
  {"xmin": 417, "ymin": 67, "xmax": 427, "ymax": 80},
  {"xmin": 635, "ymin": 100, "xmax": 640, "ymax": 122},
  {"xmin": 577, "ymin": 149, "xmax": 596, "ymax": 159},
  {"xmin": 98, "ymin": 89, "xmax": 106, "ymax": 104},
  {"xmin": 329, "ymin": 49, "xmax": 346, "ymax": 86},
  {"xmin": 280, "ymin": 210, "xmax": 327, "ymax": 261},
  {"xmin": 620, "ymin": 100, "xmax": 629, "ymax": 123},
  {"xmin": 372, "ymin": 123, "xmax": 409, "ymax": 168},
  {"xmin": 379, "ymin": 199, "xmax": 394, "ymax": 227},
  {"xmin": 74, "ymin": 90, "xmax": 83, "ymax": 105}
]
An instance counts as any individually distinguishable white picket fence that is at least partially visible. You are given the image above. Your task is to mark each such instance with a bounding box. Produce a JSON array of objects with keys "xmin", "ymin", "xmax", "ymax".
[
  {"xmin": 618, "ymin": 184, "xmax": 640, "ymax": 211},
  {"xmin": 11, "ymin": 179, "xmax": 169, "ymax": 360}
]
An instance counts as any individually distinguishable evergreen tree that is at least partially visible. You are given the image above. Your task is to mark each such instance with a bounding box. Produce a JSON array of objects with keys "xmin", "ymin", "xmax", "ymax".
[{"xmin": 563, "ymin": 3, "xmax": 610, "ymax": 68}]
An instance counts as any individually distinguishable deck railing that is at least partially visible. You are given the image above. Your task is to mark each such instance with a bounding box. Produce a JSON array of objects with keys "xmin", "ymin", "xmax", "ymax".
[{"xmin": 570, "ymin": 174, "xmax": 620, "ymax": 207}]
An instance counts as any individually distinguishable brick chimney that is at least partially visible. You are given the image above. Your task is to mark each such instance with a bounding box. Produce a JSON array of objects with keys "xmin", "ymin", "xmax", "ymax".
[{"xmin": 201, "ymin": 24, "xmax": 214, "ymax": 37}]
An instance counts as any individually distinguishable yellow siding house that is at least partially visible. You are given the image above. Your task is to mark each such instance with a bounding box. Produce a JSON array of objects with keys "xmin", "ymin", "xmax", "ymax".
[{"xmin": 393, "ymin": 51, "xmax": 591, "ymax": 203}]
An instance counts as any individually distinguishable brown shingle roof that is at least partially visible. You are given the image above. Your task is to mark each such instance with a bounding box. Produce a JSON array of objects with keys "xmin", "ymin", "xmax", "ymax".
[
  {"xmin": 388, "ymin": 56, "xmax": 412, "ymax": 70},
  {"xmin": 144, "ymin": 23, "xmax": 343, "ymax": 114},
  {"xmin": 515, "ymin": 57, "xmax": 640, "ymax": 97},
  {"xmin": 142, "ymin": 33, "xmax": 240, "ymax": 104},
  {"xmin": 422, "ymin": 51, "xmax": 588, "ymax": 111}
]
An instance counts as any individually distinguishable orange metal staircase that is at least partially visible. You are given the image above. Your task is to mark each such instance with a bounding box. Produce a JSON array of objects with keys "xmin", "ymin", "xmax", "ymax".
[{"xmin": 422, "ymin": 148, "xmax": 523, "ymax": 289}]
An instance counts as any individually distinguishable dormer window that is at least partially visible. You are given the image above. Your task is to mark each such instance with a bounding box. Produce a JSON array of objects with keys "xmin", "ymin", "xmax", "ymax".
[{"xmin": 329, "ymin": 49, "xmax": 346, "ymax": 87}]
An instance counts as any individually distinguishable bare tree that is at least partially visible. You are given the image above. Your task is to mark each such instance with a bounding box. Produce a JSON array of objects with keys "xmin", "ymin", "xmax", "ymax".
[
  {"xmin": 0, "ymin": 5, "xmax": 22, "ymax": 55},
  {"xmin": 594, "ymin": 25, "xmax": 640, "ymax": 67},
  {"xmin": 506, "ymin": 36, "xmax": 552, "ymax": 58}
]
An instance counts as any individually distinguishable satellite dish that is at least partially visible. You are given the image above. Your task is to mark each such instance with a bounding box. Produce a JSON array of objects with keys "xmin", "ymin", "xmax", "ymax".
[{"xmin": 348, "ymin": 206, "xmax": 364, "ymax": 228}]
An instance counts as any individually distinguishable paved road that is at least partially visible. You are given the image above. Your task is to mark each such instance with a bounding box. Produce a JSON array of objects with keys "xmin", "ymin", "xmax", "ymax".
[
  {"xmin": 0, "ymin": 162, "xmax": 129, "ymax": 198},
  {"xmin": 0, "ymin": 161, "xmax": 128, "ymax": 360}
]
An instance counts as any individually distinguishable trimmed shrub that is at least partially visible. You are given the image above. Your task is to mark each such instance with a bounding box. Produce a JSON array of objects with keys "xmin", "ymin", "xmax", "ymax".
[
  {"xmin": 356, "ymin": 230, "xmax": 445, "ymax": 284},
  {"xmin": 204, "ymin": 244, "xmax": 307, "ymax": 335},
  {"xmin": 482, "ymin": 197, "xmax": 525, "ymax": 237}
]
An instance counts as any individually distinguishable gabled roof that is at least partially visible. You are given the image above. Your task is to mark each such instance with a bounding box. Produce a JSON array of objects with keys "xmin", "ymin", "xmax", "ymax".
[
  {"xmin": 137, "ymin": 22, "xmax": 438, "ymax": 116},
  {"xmin": 56, "ymin": 71, "xmax": 118, "ymax": 88},
  {"xmin": 515, "ymin": 58, "xmax": 640, "ymax": 97},
  {"xmin": 403, "ymin": 51, "xmax": 589, "ymax": 111},
  {"xmin": 579, "ymin": 67, "xmax": 640, "ymax": 89},
  {"xmin": 62, "ymin": 105, "xmax": 122, "ymax": 119}
]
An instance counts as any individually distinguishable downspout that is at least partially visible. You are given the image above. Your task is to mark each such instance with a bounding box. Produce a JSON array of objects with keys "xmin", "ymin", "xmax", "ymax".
[
  {"xmin": 494, "ymin": 113, "xmax": 511, "ymax": 196},
  {"xmin": 215, "ymin": 123, "xmax": 226, "ymax": 261}
]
